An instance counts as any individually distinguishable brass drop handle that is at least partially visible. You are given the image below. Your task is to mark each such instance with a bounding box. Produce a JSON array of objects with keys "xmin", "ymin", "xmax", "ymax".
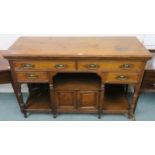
[
  {"xmin": 55, "ymin": 64, "xmax": 66, "ymax": 69},
  {"xmin": 26, "ymin": 73, "xmax": 38, "ymax": 79},
  {"xmin": 120, "ymin": 64, "xmax": 132, "ymax": 69},
  {"xmin": 22, "ymin": 64, "xmax": 34, "ymax": 69},
  {"xmin": 87, "ymin": 64, "xmax": 99, "ymax": 69},
  {"xmin": 116, "ymin": 75, "xmax": 128, "ymax": 80}
]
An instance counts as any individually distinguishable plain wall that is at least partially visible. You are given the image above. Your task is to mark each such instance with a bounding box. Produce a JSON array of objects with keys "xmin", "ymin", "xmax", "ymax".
[{"xmin": 0, "ymin": 34, "xmax": 155, "ymax": 50}]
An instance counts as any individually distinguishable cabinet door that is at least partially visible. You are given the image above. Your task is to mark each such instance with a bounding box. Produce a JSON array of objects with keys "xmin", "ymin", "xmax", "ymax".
[
  {"xmin": 55, "ymin": 91, "xmax": 77, "ymax": 110},
  {"xmin": 77, "ymin": 91, "xmax": 99, "ymax": 110}
]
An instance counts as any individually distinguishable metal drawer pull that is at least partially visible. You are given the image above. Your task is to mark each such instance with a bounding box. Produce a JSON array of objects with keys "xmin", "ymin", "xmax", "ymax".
[
  {"xmin": 55, "ymin": 64, "xmax": 66, "ymax": 69},
  {"xmin": 116, "ymin": 75, "xmax": 128, "ymax": 80},
  {"xmin": 153, "ymin": 83, "xmax": 155, "ymax": 87},
  {"xmin": 22, "ymin": 64, "xmax": 34, "ymax": 69},
  {"xmin": 26, "ymin": 74, "xmax": 38, "ymax": 79},
  {"xmin": 120, "ymin": 64, "xmax": 132, "ymax": 69},
  {"xmin": 87, "ymin": 64, "xmax": 99, "ymax": 69}
]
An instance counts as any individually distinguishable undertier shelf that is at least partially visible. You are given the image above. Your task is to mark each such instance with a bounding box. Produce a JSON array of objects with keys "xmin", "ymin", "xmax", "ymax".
[
  {"xmin": 24, "ymin": 83, "xmax": 129, "ymax": 114},
  {"xmin": 25, "ymin": 84, "xmax": 51, "ymax": 112},
  {"xmin": 103, "ymin": 85, "xmax": 129, "ymax": 113}
]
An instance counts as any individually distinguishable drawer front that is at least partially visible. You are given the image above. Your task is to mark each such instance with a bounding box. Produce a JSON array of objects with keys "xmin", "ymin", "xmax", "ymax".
[
  {"xmin": 78, "ymin": 60, "xmax": 142, "ymax": 71},
  {"xmin": 143, "ymin": 71, "xmax": 155, "ymax": 81},
  {"xmin": 16, "ymin": 72, "xmax": 49, "ymax": 82},
  {"xmin": 13, "ymin": 60, "xmax": 75, "ymax": 71},
  {"xmin": 105, "ymin": 72, "xmax": 139, "ymax": 84},
  {"xmin": 141, "ymin": 81, "xmax": 155, "ymax": 90}
]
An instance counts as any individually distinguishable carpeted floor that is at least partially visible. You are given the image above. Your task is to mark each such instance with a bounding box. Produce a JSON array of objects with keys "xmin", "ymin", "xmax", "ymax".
[{"xmin": 0, "ymin": 93, "xmax": 154, "ymax": 121}]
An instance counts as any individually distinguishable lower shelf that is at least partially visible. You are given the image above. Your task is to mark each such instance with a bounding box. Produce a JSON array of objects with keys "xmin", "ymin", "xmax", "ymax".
[
  {"xmin": 103, "ymin": 97, "xmax": 129, "ymax": 113},
  {"xmin": 26, "ymin": 91, "xmax": 52, "ymax": 113},
  {"xmin": 103, "ymin": 85, "xmax": 129, "ymax": 113},
  {"xmin": 25, "ymin": 84, "xmax": 129, "ymax": 114}
]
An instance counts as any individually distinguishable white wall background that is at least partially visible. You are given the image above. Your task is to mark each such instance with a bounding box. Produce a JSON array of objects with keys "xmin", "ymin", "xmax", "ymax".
[
  {"xmin": 0, "ymin": 34, "xmax": 20, "ymax": 50},
  {"xmin": 1, "ymin": 0, "xmax": 155, "ymax": 154},
  {"xmin": 0, "ymin": 34, "xmax": 155, "ymax": 50}
]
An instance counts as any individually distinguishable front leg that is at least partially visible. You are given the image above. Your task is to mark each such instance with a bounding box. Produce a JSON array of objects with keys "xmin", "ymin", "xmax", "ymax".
[
  {"xmin": 129, "ymin": 85, "xmax": 140, "ymax": 120},
  {"xmin": 16, "ymin": 83, "xmax": 27, "ymax": 117},
  {"xmin": 49, "ymin": 83, "xmax": 57, "ymax": 118},
  {"xmin": 98, "ymin": 84, "xmax": 105, "ymax": 119}
]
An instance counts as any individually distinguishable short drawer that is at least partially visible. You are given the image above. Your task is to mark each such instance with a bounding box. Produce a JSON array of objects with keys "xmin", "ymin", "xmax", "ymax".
[
  {"xmin": 78, "ymin": 60, "xmax": 143, "ymax": 71},
  {"xmin": 16, "ymin": 72, "xmax": 49, "ymax": 82},
  {"xmin": 105, "ymin": 72, "xmax": 139, "ymax": 84},
  {"xmin": 13, "ymin": 60, "xmax": 75, "ymax": 71}
]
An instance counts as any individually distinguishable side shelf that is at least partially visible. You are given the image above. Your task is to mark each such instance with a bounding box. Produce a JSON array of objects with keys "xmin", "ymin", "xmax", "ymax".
[
  {"xmin": 103, "ymin": 85, "xmax": 129, "ymax": 114},
  {"xmin": 25, "ymin": 84, "xmax": 51, "ymax": 113}
]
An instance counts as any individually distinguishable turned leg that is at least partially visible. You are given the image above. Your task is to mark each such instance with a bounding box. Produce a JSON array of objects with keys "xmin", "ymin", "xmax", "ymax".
[
  {"xmin": 124, "ymin": 84, "xmax": 128, "ymax": 95},
  {"xmin": 12, "ymin": 82, "xmax": 27, "ymax": 117},
  {"xmin": 23, "ymin": 111, "xmax": 28, "ymax": 118},
  {"xmin": 128, "ymin": 65, "xmax": 145, "ymax": 121},
  {"xmin": 129, "ymin": 84, "xmax": 141, "ymax": 120},
  {"xmin": 9, "ymin": 64, "xmax": 27, "ymax": 118},
  {"xmin": 98, "ymin": 84, "xmax": 105, "ymax": 119},
  {"xmin": 49, "ymin": 83, "xmax": 57, "ymax": 118}
]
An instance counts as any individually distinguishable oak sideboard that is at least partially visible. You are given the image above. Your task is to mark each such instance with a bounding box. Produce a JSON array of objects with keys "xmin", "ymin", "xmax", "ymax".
[{"xmin": 2, "ymin": 37, "xmax": 151, "ymax": 120}]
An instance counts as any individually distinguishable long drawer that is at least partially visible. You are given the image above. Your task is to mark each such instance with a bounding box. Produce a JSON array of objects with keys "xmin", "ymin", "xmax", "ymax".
[
  {"xmin": 78, "ymin": 60, "xmax": 143, "ymax": 72},
  {"xmin": 13, "ymin": 60, "xmax": 76, "ymax": 71}
]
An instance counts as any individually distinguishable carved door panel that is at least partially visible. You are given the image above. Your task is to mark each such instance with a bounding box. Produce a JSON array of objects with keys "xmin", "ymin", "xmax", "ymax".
[
  {"xmin": 55, "ymin": 91, "xmax": 77, "ymax": 110},
  {"xmin": 77, "ymin": 91, "xmax": 99, "ymax": 110}
]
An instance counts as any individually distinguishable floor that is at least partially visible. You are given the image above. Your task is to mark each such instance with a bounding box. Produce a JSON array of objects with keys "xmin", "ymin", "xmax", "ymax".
[{"xmin": 0, "ymin": 93, "xmax": 154, "ymax": 121}]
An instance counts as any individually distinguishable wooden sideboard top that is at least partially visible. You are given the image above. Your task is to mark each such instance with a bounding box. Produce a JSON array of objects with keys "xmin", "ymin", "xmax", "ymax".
[
  {"xmin": 2, "ymin": 37, "xmax": 151, "ymax": 60},
  {"xmin": 0, "ymin": 52, "xmax": 10, "ymax": 71}
]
